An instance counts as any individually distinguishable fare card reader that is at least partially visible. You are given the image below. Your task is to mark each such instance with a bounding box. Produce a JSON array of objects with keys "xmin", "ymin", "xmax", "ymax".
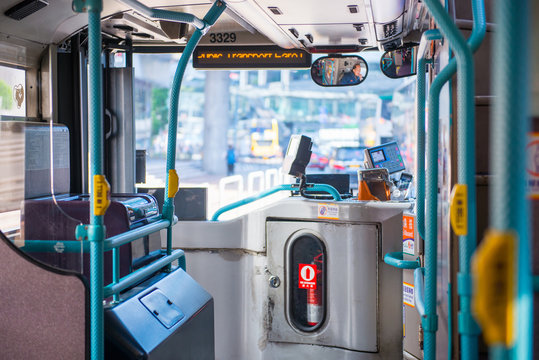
[
  {"xmin": 364, "ymin": 141, "xmax": 413, "ymax": 199},
  {"xmin": 364, "ymin": 141, "xmax": 406, "ymax": 174}
]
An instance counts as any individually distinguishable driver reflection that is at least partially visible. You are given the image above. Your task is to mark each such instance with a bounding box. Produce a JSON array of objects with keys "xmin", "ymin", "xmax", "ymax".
[{"xmin": 339, "ymin": 63, "xmax": 363, "ymax": 85}]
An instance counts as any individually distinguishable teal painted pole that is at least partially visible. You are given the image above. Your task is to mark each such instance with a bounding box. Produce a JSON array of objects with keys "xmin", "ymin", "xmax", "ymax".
[
  {"xmin": 490, "ymin": 0, "xmax": 532, "ymax": 358},
  {"xmin": 88, "ymin": 4, "xmax": 106, "ymax": 358},
  {"xmin": 421, "ymin": 0, "xmax": 485, "ymax": 359},
  {"xmin": 383, "ymin": 252, "xmax": 421, "ymax": 269},
  {"xmin": 162, "ymin": 1, "xmax": 227, "ymax": 258},
  {"xmin": 112, "ymin": 248, "xmax": 120, "ymax": 302},
  {"xmin": 416, "ymin": 29, "xmax": 442, "ymax": 241},
  {"xmin": 71, "ymin": 0, "xmax": 107, "ymax": 358}
]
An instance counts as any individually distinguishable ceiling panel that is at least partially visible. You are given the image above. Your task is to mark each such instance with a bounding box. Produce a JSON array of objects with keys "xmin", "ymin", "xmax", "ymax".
[{"xmin": 254, "ymin": 0, "xmax": 369, "ymax": 25}]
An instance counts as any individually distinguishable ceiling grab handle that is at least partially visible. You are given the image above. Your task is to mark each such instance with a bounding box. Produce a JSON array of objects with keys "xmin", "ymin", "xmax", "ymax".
[{"xmin": 421, "ymin": 0, "xmax": 486, "ymax": 360}]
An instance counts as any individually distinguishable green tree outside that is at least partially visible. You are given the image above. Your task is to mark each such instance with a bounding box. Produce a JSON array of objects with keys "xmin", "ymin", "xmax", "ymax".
[{"xmin": 0, "ymin": 80, "xmax": 13, "ymax": 110}]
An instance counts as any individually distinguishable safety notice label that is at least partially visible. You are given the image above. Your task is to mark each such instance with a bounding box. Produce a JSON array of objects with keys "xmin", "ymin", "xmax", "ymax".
[
  {"xmin": 317, "ymin": 203, "xmax": 339, "ymax": 220},
  {"xmin": 299, "ymin": 264, "xmax": 317, "ymax": 289},
  {"xmin": 403, "ymin": 282, "xmax": 415, "ymax": 307},
  {"xmin": 403, "ymin": 215, "xmax": 415, "ymax": 255}
]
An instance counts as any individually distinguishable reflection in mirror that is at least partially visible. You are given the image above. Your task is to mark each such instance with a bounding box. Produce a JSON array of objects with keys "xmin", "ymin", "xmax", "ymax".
[
  {"xmin": 380, "ymin": 45, "xmax": 418, "ymax": 79},
  {"xmin": 311, "ymin": 55, "xmax": 368, "ymax": 87}
]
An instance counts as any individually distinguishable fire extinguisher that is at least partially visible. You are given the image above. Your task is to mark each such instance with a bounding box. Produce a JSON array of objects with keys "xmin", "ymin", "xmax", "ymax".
[{"xmin": 307, "ymin": 253, "xmax": 323, "ymax": 326}]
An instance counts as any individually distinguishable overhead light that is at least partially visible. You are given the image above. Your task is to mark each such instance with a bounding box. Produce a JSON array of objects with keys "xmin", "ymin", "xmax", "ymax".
[
  {"xmin": 288, "ymin": 28, "xmax": 299, "ymax": 38},
  {"xmin": 353, "ymin": 23, "xmax": 364, "ymax": 32},
  {"xmin": 347, "ymin": 5, "xmax": 359, "ymax": 14},
  {"xmin": 268, "ymin": 6, "xmax": 282, "ymax": 15}
]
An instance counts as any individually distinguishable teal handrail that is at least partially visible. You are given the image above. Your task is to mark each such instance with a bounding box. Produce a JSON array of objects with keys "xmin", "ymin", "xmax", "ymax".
[
  {"xmin": 70, "ymin": 1, "xmax": 226, "ymax": 357},
  {"xmin": 416, "ymin": 29, "xmax": 442, "ymax": 241},
  {"xmin": 71, "ymin": 0, "xmax": 107, "ymax": 357},
  {"xmin": 489, "ymin": 0, "xmax": 532, "ymax": 358},
  {"xmin": 118, "ymin": 0, "xmax": 206, "ymax": 30},
  {"xmin": 161, "ymin": 1, "xmax": 227, "ymax": 258},
  {"xmin": 211, "ymin": 183, "xmax": 343, "ymax": 221},
  {"xmin": 421, "ymin": 0, "xmax": 486, "ymax": 359},
  {"xmin": 383, "ymin": 252, "xmax": 421, "ymax": 269},
  {"xmin": 414, "ymin": 267, "xmax": 426, "ymax": 317},
  {"xmin": 104, "ymin": 249, "xmax": 185, "ymax": 298},
  {"xmin": 16, "ymin": 219, "xmax": 172, "ymax": 254}
]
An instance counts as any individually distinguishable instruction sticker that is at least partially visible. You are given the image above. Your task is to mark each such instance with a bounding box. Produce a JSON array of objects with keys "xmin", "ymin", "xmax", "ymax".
[
  {"xmin": 403, "ymin": 282, "xmax": 415, "ymax": 307},
  {"xmin": 317, "ymin": 203, "xmax": 339, "ymax": 220},
  {"xmin": 527, "ymin": 132, "xmax": 539, "ymax": 199},
  {"xmin": 403, "ymin": 215, "xmax": 415, "ymax": 255},
  {"xmin": 299, "ymin": 264, "xmax": 317, "ymax": 289}
]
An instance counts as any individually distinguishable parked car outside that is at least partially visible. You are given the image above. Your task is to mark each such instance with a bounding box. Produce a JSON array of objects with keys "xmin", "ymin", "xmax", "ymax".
[{"xmin": 329, "ymin": 146, "xmax": 367, "ymax": 185}]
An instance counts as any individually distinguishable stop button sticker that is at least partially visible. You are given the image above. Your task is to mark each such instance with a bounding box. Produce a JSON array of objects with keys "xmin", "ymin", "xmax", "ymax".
[{"xmin": 299, "ymin": 264, "xmax": 317, "ymax": 289}]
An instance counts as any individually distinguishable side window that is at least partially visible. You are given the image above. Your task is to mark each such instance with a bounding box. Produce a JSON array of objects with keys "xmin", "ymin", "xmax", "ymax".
[{"xmin": 0, "ymin": 65, "xmax": 26, "ymax": 117}]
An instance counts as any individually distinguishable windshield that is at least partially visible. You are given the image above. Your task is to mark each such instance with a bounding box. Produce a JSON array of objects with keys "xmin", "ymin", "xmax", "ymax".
[
  {"xmin": 335, "ymin": 148, "xmax": 366, "ymax": 161},
  {"xmin": 132, "ymin": 51, "xmax": 416, "ymax": 217}
]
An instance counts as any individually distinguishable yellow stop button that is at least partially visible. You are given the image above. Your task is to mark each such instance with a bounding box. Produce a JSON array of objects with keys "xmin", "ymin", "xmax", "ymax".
[
  {"xmin": 93, "ymin": 175, "xmax": 110, "ymax": 216},
  {"xmin": 450, "ymin": 184, "xmax": 467, "ymax": 236},
  {"xmin": 472, "ymin": 230, "xmax": 515, "ymax": 346}
]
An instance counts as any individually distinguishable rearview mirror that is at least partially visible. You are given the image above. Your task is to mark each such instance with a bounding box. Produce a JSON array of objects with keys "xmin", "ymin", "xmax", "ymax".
[
  {"xmin": 311, "ymin": 55, "xmax": 368, "ymax": 87},
  {"xmin": 380, "ymin": 45, "xmax": 418, "ymax": 79}
]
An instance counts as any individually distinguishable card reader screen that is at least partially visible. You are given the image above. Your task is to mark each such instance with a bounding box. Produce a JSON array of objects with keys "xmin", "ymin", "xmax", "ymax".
[
  {"xmin": 371, "ymin": 149, "xmax": 386, "ymax": 163},
  {"xmin": 365, "ymin": 141, "xmax": 405, "ymax": 174}
]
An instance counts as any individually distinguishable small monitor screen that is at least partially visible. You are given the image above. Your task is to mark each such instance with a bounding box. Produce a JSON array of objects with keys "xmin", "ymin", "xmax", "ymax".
[
  {"xmin": 365, "ymin": 141, "xmax": 405, "ymax": 174},
  {"xmin": 371, "ymin": 149, "xmax": 386, "ymax": 163}
]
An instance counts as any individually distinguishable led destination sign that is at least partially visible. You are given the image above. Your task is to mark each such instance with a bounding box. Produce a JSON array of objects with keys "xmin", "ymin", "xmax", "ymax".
[{"xmin": 193, "ymin": 46, "xmax": 312, "ymax": 69}]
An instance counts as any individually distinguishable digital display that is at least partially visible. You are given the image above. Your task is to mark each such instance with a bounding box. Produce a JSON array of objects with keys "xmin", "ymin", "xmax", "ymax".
[
  {"xmin": 365, "ymin": 141, "xmax": 406, "ymax": 174},
  {"xmin": 193, "ymin": 46, "xmax": 312, "ymax": 69},
  {"xmin": 371, "ymin": 149, "xmax": 386, "ymax": 163}
]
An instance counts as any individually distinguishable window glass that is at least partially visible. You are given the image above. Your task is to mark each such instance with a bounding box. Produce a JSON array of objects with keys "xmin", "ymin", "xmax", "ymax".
[{"xmin": 0, "ymin": 65, "xmax": 26, "ymax": 116}]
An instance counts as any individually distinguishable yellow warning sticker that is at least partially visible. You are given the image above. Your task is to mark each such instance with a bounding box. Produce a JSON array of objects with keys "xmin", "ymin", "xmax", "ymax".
[
  {"xmin": 472, "ymin": 230, "xmax": 515, "ymax": 346},
  {"xmin": 450, "ymin": 184, "xmax": 467, "ymax": 236},
  {"xmin": 167, "ymin": 169, "xmax": 179, "ymax": 198},
  {"xmin": 93, "ymin": 175, "xmax": 110, "ymax": 216}
]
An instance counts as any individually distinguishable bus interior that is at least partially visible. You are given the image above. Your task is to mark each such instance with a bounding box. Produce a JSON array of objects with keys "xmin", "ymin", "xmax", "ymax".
[{"xmin": 0, "ymin": 0, "xmax": 537, "ymax": 359}]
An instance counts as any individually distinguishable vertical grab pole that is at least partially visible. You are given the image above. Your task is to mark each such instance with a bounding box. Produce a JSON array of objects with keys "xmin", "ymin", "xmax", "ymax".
[
  {"xmin": 162, "ymin": 1, "xmax": 227, "ymax": 259},
  {"xmin": 416, "ymin": 29, "xmax": 442, "ymax": 241},
  {"xmin": 421, "ymin": 1, "xmax": 485, "ymax": 360},
  {"xmin": 489, "ymin": 0, "xmax": 532, "ymax": 358},
  {"xmin": 72, "ymin": 0, "xmax": 108, "ymax": 359}
]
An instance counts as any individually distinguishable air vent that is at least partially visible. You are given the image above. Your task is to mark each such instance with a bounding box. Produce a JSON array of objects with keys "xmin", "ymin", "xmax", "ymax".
[
  {"xmin": 347, "ymin": 5, "xmax": 359, "ymax": 14},
  {"xmin": 288, "ymin": 28, "xmax": 299, "ymax": 38},
  {"xmin": 383, "ymin": 21, "xmax": 398, "ymax": 38},
  {"xmin": 358, "ymin": 38, "xmax": 368, "ymax": 45},
  {"xmin": 305, "ymin": 34, "xmax": 314, "ymax": 44},
  {"xmin": 5, "ymin": 0, "xmax": 48, "ymax": 21},
  {"xmin": 299, "ymin": 40, "xmax": 307, "ymax": 48},
  {"xmin": 268, "ymin": 7, "xmax": 282, "ymax": 15},
  {"xmin": 353, "ymin": 23, "xmax": 364, "ymax": 32}
]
